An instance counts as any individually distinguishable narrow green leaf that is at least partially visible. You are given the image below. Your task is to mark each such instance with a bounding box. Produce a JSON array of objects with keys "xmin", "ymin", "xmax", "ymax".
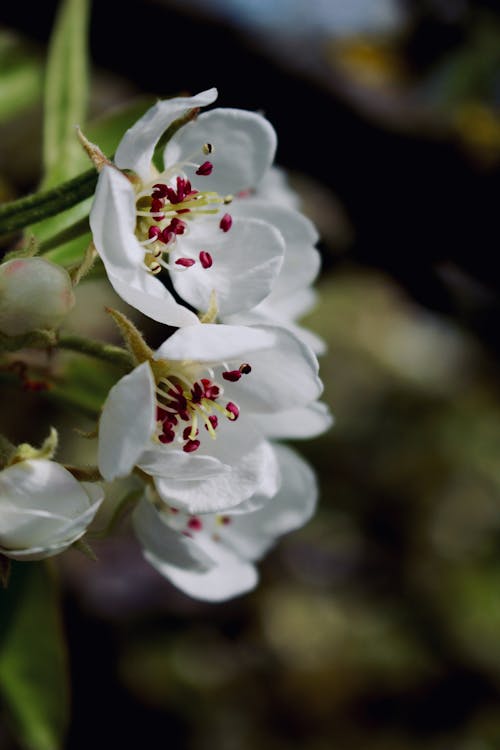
[
  {"xmin": 0, "ymin": 61, "xmax": 43, "ymax": 124},
  {"xmin": 42, "ymin": 0, "xmax": 90, "ymax": 189},
  {"xmin": 0, "ymin": 562, "xmax": 69, "ymax": 750}
]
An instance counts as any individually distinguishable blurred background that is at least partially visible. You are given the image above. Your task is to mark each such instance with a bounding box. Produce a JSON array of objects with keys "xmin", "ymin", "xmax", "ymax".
[{"xmin": 2, "ymin": 0, "xmax": 500, "ymax": 747}]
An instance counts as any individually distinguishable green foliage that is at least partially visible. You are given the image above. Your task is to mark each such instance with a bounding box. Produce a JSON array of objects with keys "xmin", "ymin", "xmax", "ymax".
[
  {"xmin": 0, "ymin": 34, "xmax": 43, "ymax": 124},
  {"xmin": 0, "ymin": 563, "xmax": 69, "ymax": 750}
]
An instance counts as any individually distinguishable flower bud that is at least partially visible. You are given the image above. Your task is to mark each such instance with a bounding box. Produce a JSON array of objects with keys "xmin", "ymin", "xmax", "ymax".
[
  {"xmin": 0, "ymin": 459, "xmax": 104, "ymax": 560},
  {"xmin": 0, "ymin": 257, "xmax": 75, "ymax": 336}
]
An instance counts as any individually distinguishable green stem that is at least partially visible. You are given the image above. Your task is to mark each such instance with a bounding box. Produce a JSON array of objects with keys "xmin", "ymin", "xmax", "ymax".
[
  {"xmin": 0, "ymin": 168, "xmax": 97, "ymax": 236},
  {"xmin": 38, "ymin": 215, "xmax": 90, "ymax": 254},
  {"xmin": 57, "ymin": 333, "xmax": 133, "ymax": 369}
]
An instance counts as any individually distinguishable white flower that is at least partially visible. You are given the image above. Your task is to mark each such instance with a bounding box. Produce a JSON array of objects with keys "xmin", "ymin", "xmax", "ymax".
[
  {"xmin": 0, "ymin": 459, "xmax": 103, "ymax": 560},
  {"xmin": 132, "ymin": 443, "xmax": 317, "ymax": 602},
  {"xmin": 0, "ymin": 257, "xmax": 75, "ymax": 336},
  {"xmin": 90, "ymin": 88, "xmax": 286, "ymax": 326},
  {"xmin": 98, "ymin": 323, "xmax": 322, "ymax": 514}
]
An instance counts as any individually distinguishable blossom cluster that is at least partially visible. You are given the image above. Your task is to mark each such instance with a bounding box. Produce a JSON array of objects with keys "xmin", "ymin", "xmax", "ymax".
[{"xmin": 0, "ymin": 88, "xmax": 330, "ymax": 601}]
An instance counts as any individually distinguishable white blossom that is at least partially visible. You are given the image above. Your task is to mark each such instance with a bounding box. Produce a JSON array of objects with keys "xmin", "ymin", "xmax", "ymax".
[
  {"xmin": 0, "ymin": 459, "xmax": 103, "ymax": 560},
  {"xmin": 98, "ymin": 323, "xmax": 322, "ymax": 514},
  {"xmin": 133, "ymin": 443, "xmax": 317, "ymax": 602},
  {"xmin": 90, "ymin": 88, "xmax": 287, "ymax": 326}
]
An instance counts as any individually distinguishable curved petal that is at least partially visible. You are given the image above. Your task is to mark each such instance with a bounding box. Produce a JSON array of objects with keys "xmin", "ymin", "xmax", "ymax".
[
  {"xmin": 214, "ymin": 325, "xmax": 323, "ymax": 414},
  {"xmin": 230, "ymin": 199, "xmax": 320, "ymax": 297},
  {"xmin": 90, "ymin": 166, "xmax": 198, "ymax": 327},
  {"xmin": 165, "ymin": 108, "xmax": 277, "ymax": 195},
  {"xmin": 170, "ymin": 217, "xmax": 284, "ymax": 316},
  {"xmin": 115, "ymin": 88, "xmax": 218, "ymax": 181},
  {"xmin": 139, "ymin": 447, "xmax": 229, "ymax": 481},
  {"xmin": 98, "ymin": 362, "xmax": 156, "ymax": 481},
  {"xmin": 144, "ymin": 539, "xmax": 258, "ymax": 602},
  {"xmin": 133, "ymin": 497, "xmax": 212, "ymax": 571},
  {"xmin": 154, "ymin": 323, "xmax": 275, "ymax": 363},
  {"xmin": 254, "ymin": 166, "xmax": 301, "ymax": 210},
  {"xmin": 251, "ymin": 402, "xmax": 333, "ymax": 439},
  {"xmin": 153, "ymin": 437, "xmax": 280, "ymax": 515},
  {"xmin": 222, "ymin": 445, "xmax": 317, "ymax": 561}
]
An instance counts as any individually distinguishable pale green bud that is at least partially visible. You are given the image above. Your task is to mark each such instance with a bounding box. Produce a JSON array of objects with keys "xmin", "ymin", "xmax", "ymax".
[{"xmin": 0, "ymin": 257, "xmax": 75, "ymax": 335}]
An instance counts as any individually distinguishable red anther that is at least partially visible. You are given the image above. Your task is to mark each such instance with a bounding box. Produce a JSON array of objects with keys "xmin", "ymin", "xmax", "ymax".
[
  {"xmin": 191, "ymin": 381, "xmax": 203, "ymax": 403},
  {"xmin": 179, "ymin": 410, "xmax": 190, "ymax": 422},
  {"xmin": 187, "ymin": 516, "xmax": 203, "ymax": 531},
  {"xmin": 156, "ymin": 406, "xmax": 168, "ymax": 421},
  {"xmin": 222, "ymin": 370, "xmax": 242, "ymax": 382},
  {"xmin": 150, "ymin": 197, "xmax": 164, "ymax": 213},
  {"xmin": 196, "ymin": 161, "xmax": 213, "ymax": 176},
  {"xmin": 183, "ymin": 426, "xmax": 199, "ymax": 440},
  {"xmin": 159, "ymin": 430, "xmax": 175, "ymax": 444},
  {"xmin": 219, "ymin": 213, "xmax": 232, "ymax": 232},
  {"xmin": 220, "ymin": 516, "xmax": 231, "ymax": 525},
  {"xmin": 160, "ymin": 229, "xmax": 174, "ymax": 245},
  {"xmin": 206, "ymin": 415, "xmax": 218, "ymax": 430},
  {"xmin": 169, "ymin": 218, "xmax": 186, "ymax": 235},
  {"xmin": 176, "ymin": 208, "xmax": 191, "ymax": 214},
  {"xmin": 175, "ymin": 258, "xmax": 196, "ymax": 267},
  {"xmin": 183, "ymin": 439, "xmax": 201, "ymax": 453},
  {"xmin": 239, "ymin": 363, "xmax": 252, "ymax": 374},
  {"xmin": 201, "ymin": 379, "xmax": 220, "ymax": 400},
  {"xmin": 148, "ymin": 225, "xmax": 161, "ymax": 240},
  {"xmin": 176, "ymin": 176, "xmax": 187, "ymax": 198},
  {"xmin": 226, "ymin": 402, "xmax": 239, "ymax": 420},
  {"xmin": 152, "ymin": 183, "xmax": 169, "ymax": 198},
  {"xmin": 165, "ymin": 186, "xmax": 180, "ymax": 204},
  {"xmin": 199, "ymin": 251, "xmax": 213, "ymax": 269}
]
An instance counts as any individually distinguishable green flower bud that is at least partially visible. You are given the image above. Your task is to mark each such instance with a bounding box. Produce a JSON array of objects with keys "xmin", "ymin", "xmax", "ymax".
[{"xmin": 0, "ymin": 257, "xmax": 75, "ymax": 335}]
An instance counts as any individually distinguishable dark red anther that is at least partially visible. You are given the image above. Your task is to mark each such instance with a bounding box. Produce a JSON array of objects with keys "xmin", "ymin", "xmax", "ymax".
[
  {"xmin": 201, "ymin": 379, "xmax": 220, "ymax": 400},
  {"xmin": 239, "ymin": 363, "xmax": 252, "ymax": 374},
  {"xmin": 175, "ymin": 258, "xmax": 196, "ymax": 267},
  {"xmin": 183, "ymin": 439, "xmax": 201, "ymax": 453},
  {"xmin": 196, "ymin": 161, "xmax": 213, "ymax": 176},
  {"xmin": 160, "ymin": 229, "xmax": 175, "ymax": 245},
  {"xmin": 156, "ymin": 406, "xmax": 168, "ymax": 421},
  {"xmin": 148, "ymin": 225, "xmax": 161, "ymax": 240},
  {"xmin": 219, "ymin": 213, "xmax": 232, "ymax": 232},
  {"xmin": 191, "ymin": 381, "xmax": 203, "ymax": 403},
  {"xmin": 183, "ymin": 426, "xmax": 199, "ymax": 440},
  {"xmin": 199, "ymin": 251, "xmax": 213, "ymax": 269},
  {"xmin": 187, "ymin": 516, "xmax": 203, "ymax": 531},
  {"xmin": 226, "ymin": 402, "xmax": 239, "ymax": 420},
  {"xmin": 165, "ymin": 186, "xmax": 179, "ymax": 204},
  {"xmin": 176, "ymin": 176, "xmax": 187, "ymax": 198},
  {"xmin": 152, "ymin": 183, "xmax": 169, "ymax": 198},
  {"xmin": 176, "ymin": 208, "xmax": 191, "ymax": 214},
  {"xmin": 159, "ymin": 429, "xmax": 175, "ymax": 444},
  {"xmin": 222, "ymin": 370, "xmax": 242, "ymax": 382},
  {"xmin": 220, "ymin": 516, "xmax": 231, "ymax": 525},
  {"xmin": 169, "ymin": 218, "xmax": 186, "ymax": 235},
  {"xmin": 206, "ymin": 415, "xmax": 218, "ymax": 430},
  {"xmin": 150, "ymin": 197, "xmax": 164, "ymax": 214}
]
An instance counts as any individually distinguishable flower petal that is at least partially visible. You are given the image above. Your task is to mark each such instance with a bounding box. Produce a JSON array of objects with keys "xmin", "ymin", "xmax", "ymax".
[
  {"xmin": 138, "ymin": 448, "xmax": 229, "ymax": 481},
  {"xmin": 115, "ymin": 88, "xmax": 218, "ymax": 181},
  {"xmin": 251, "ymin": 402, "xmax": 333, "ymax": 439},
  {"xmin": 170, "ymin": 217, "xmax": 284, "ymax": 316},
  {"xmin": 90, "ymin": 166, "xmax": 198, "ymax": 327},
  {"xmin": 154, "ymin": 323, "xmax": 275, "ymax": 363},
  {"xmin": 154, "ymin": 437, "xmax": 280, "ymax": 515},
  {"xmin": 98, "ymin": 362, "xmax": 156, "ymax": 481},
  {"xmin": 165, "ymin": 108, "xmax": 277, "ymax": 195}
]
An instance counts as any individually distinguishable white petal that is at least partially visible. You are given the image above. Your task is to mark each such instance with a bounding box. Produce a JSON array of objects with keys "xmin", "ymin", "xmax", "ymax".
[
  {"xmin": 255, "ymin": 166, "xmax": 301, "ymax": 210},
  {"xmin": 231, "ymin": 199, "xmax": 320, "ymax": 297},
  {"xmin": 215, "ymin": 325, "xmax": 323, "ymax": 413},
  {"xmin": 252, "ymin": 402, "xmax": 333, "ymax": 439},
  {"xmin": 153, "ymin": 437, "xmax": 280, "ymax": 515},
  {"xmin": 170, "ymin": 217, "xmax": 284, "ymax": 316},
  {"xmin": 98, "ymin": 362, "xmax": 156, "ymax": 481},
  {"xmin": 154, "ymin": 323, "xmax": 275, "ymax": 363},
  {"xmin": 222, "ymin": 445, "xmax": 317, "ymax": 560},
  {"xmin": 165, "ymin": 108, "xmax": 277, "ymax": 194},
  {"xmin": 139, "ymin": 447, "xmax": 229, "ymax": 481},
  {"xmin": 133, "ymin": 497, "xmax": 212, "ymax": 571},
  {"xmin": 115, "ymin": 89, "xmax": 218, "ymax": 181},
  {"xmin": 145, "ymin": 538, "xmax": 258, "ymax": 602},
  {"xmin": 90, "ymin": 166, "xmax": 198, "ymax": 327},
  {"xmin": 108, "ymin": 272, "xmax": 199, "ymax": 328}
]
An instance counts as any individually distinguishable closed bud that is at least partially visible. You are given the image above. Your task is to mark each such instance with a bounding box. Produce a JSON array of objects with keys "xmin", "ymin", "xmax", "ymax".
[{"xmin": 0, "ymin": 257, "xmax": 75, "ymax": 336}]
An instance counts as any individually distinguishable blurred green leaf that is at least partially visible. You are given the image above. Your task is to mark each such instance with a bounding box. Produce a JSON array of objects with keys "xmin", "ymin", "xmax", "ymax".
[
  {"xmin": 42, "ymin": 0, "xmax": 90, "ymax": 189},
  {"xmin": 0, "ymin": 61, "xmax": 43, "ymax": 125},
  {"xmin": 0, "ymin": 563, "xmax": 69, "ymax": 750}
]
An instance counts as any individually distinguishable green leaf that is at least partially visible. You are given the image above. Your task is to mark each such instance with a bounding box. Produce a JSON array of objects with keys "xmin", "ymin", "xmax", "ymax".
[
  {"xmin": 0, "ymin": 60, "xmax": 43, "ymax": 125},
  {"xmin": 0, "ymin": 562, "xmax": 69, "ymax": 750},
  {"xmin": 42, "ymin": 0, "xmax": 90, "ymax": 189}
]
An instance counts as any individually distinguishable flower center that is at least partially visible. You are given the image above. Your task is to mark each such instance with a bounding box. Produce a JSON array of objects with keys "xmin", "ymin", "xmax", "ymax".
[
  {"xmin": 134, "ymin": 143, "xmax": 233, "ymax": 276},
  {"xmin": 154, "ymin": 361, "xmax": 252, "ymax": 453}
]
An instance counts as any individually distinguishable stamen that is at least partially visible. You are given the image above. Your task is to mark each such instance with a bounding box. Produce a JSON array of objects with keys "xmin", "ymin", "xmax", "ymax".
[
  {"xmin": 219, "ymin": 213, "xmax": 232, "ymax": 232},
  {"xmin": 222, "ymin": 370, "xmax": 241, "ymax": 382},
  {"xmin": 187, "ymin": 516, "xmax": 203, "ymax": 531},
  {"xmin": 202, "ymin": 143, "xmax": 214, "ymax": 155},
  {"xmin": 175, "ymin": 258, "xmax": 196, "ymax": 268},
  {"xmin": 199, "ymin": 251, "xmax": 213, "ymax": 269},
  {"xmin": 196, "ymin": 161, "xmax": 213, "ymax": 176},
  {"xmin": 226, "ymin": 402, "xmax": 239, "ymax": 420},
  {"xmin": 183, "ymin": 439, "xmax": 201, "ymax": 453},
  {"xmin": 148, "ymin": 226, "xmax": 161, "ymax": 240},
  {"xmin": 239, "ymin": 363, "xmax": 252, "ymax": 374}
]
